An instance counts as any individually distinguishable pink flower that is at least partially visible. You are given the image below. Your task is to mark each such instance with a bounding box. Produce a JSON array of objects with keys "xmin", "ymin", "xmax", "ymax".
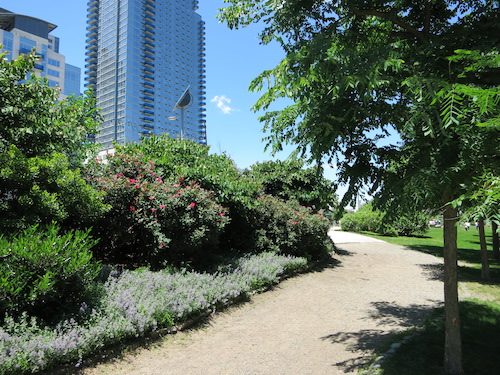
[
  {"xmin": 151, "ymin": 208, "xmax": 156, "ymax": 212},
  {"xmin": 135, "ymin": 185, "xmax": 141, "ymax": 189},
  {"xmin": 130, "ymin": 206, "xmax": 136, "ymax": 211},
  {"xmin": 189, "ymin": 202, "xmax": 196, "ymax": 208},
  {"xmin": 160, "ymin": 204, "xmax": 165, "ymax": 209},
  {"xmin": 300, "ymin": 216, "xmax": 304, "ymax": 219},
  {"xmin": 128, "ymin": 226, "xmax": 134, "ymax": 231},
  {"xmin": 149, "ymin": 196, "xmax": 155, "ymax": 200},
  {"xmin": 129, "ymin": 179, "xmax": 137, "ymax": 184},
  {"xmin": 159, "ymin": 243, "xmax": 165, "ymax": 248},
  {"xmin": 219, "ymin": 213, "xmax": 225, "ymax": 216},
  {"xmin": 179, "ymin": 177, "xmax": 185, "ymax": 182},
  {"xmin": 293, "ymin": 221, "xmax": 298, "ymax": 224},
  {"xmin": 307, "ymin": 206, "xmax": 312, "ymax": 210}
]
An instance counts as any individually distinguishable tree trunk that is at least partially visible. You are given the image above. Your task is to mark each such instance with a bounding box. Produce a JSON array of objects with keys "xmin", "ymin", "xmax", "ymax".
[
  {"xmin": 443, "ymin": 203, "xmax": 463, "ymax": 374},
  {"xmin": 478, "ymin": 218, "xmax": 490, "ymax": 280},
  {"xmin": 492, "ymin": 221, "xmax": 499, "ymax": 260}
]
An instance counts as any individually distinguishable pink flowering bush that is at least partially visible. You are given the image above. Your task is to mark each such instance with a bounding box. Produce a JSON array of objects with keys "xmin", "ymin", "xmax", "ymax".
[
  {"xmin": 251, "ymin": 195, "xmax": 333, "ymax": 259},
  {"xmin": 85, "ymin": 154, "xmax": 229, "ymax": 266}
]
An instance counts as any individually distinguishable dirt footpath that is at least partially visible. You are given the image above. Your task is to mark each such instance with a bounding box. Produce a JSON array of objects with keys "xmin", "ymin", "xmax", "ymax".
[{"xmin": 80, "ymin": 233, "xmax": 443, "ymax": 375}]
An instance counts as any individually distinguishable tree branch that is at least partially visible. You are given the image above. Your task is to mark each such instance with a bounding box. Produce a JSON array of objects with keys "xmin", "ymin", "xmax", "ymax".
[
  {"xmin": 354, "ymin": 9, "xmax": 425, "ymax": 41},
  {"xmin": 424, "ymin": 2, "xmax": 431, "ymax": 36}
]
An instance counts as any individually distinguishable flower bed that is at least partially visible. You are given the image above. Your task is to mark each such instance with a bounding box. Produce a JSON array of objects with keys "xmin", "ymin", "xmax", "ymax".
[{"xmin": 0, "ymin": 252, "xmax": 307, "ymax": 374}]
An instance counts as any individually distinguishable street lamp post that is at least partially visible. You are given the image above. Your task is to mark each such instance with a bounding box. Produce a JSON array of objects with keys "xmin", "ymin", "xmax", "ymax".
[{"xmin": 173, "ymin": 86, "xmax": 192, "ymax": 140}]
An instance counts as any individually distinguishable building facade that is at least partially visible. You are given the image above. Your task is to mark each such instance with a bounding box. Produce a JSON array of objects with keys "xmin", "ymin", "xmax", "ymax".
[
  {"xmin": 0, "ymin": 7, "xmax": 81, "ymax": 99},
  {"xmin": 85, "ymin": 0, "xmax": 207, "ymax": 149}
]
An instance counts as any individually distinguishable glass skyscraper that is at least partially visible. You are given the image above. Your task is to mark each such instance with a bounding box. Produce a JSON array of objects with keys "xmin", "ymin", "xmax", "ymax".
[
  {"xmin": 0, "ymin": 7, "xmax": 81, "ymax": 99},
  {"xmin": 85, "ymin": 0, "xmax": 207, "ymax": 149}
]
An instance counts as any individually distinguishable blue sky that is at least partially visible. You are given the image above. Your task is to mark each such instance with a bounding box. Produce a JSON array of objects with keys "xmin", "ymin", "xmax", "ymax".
[{"xmin": 6, "ymin": 1, "xmax": 341, "ymax": 186}]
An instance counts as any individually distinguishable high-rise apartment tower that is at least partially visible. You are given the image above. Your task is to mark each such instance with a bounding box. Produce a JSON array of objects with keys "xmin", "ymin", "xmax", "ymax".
[
  {"xmin": 0, "ymin": 7, "xmax": 81, "ymax": 99},
  {"xmin": 85, "ymin": 0, "xmax": 207, "ymax": 148}
]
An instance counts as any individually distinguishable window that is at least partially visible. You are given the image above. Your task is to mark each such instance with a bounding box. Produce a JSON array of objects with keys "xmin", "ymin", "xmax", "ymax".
[
  {"xmin": 47, "ymin": 69, "xmax": 60, "ymax": 78},
  {"xmin": 48, "ymin": 58, "xmax": 60, "ymax": 67}
]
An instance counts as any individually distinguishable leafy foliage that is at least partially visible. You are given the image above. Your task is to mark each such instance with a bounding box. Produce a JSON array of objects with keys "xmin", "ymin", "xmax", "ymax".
[
  {"xmin": 245, "ymin": 159, "xmax": 337, "ymax": 212},
  {"xmin": 0, "ymin": 50, "xmax": 99, "ymax": 160},
  {"xmin": 0, "ymin": 224, "xmax": 100, "ymax": 321},
  {"xmin": 0, "ymin": 49, "xmax": 107, "ymax": 233},
  {"xmin": 85, "ymin": 153, "xmax": 230, "ymax": 267},
  {"xmin": 0, "ymin": 146, "xmax": 108, "ymax": 232},
  {"xmin": 251, "ymin": 194, "xmax": 333, "ymax": 259},
  {"xmin": 112, "ymin": 135, "xmax": 261, "ymax": 252}
]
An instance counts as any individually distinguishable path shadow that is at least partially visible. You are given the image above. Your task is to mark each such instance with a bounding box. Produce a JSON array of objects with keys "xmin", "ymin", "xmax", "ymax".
[
  {"xmin": 321, "ymin": 329, "xmax": 396, "ymax": 372},
  {"xmin": 366, "ymin": 301, "xmax": 442, "ymax": 328},
  {"xmin": 419, "ymin": 263, "xmax": 444, "ymax": 281},
  {"xmin": 320, "ymin": 300, "xmax": 442, "ymax": 373}
]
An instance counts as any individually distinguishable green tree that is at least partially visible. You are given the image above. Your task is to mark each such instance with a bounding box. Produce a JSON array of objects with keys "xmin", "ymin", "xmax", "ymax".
[
  {"xmin": 0, "ymin": 50, "xmax": 107, "ymax": 231},
  {"xmin": 219, "ymin": 1, "xmax": 499, "ymax": 373},
  {"xmin": 245, "ymin": 159, "xmax": 337, "ymax": 212}
]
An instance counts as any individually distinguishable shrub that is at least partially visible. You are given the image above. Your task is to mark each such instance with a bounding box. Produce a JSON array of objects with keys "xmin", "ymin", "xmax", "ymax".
[
  {"xmin": 251, "ymin": 195, "xmax": 333, "ymax": 259},
  {"xmin": 245, "ymin": 159, "xmax": 338, "ymax": 212},
  {"xmin": 0, "ymin": 147, "xmax": 108, "ymax": 233},
  {"xmin": 341, "ymin": 202, "xmax": 429, "ymax": 237},
  {"xmin": 85, "ymin": 154, "xmax": 230, "ymax": 266},
  {"xmin": 340, "ymin": 203, "xmax": 383, "ymax": 233},
  {"xmin": 0, "ymin": 224, "xmax": 100, "ymax": 321},
  {"xmin": 114, "ymin": 136, "xmax": 262, "ymax": 252}
]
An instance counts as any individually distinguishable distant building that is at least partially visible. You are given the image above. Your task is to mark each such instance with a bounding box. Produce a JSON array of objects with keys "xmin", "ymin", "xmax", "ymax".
[
  {"xmin": 85, "ymin": 0, "xmax": 207, "ymax": 149},
  {"xmin": 0, "ymin": 7, "xmax": 81, "ymax": 99}
]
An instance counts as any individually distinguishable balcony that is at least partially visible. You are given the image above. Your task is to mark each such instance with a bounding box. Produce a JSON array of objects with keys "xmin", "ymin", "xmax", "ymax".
[
  {"xmin": 86, "ymin": 30, "xmax": 98, "ymax": 38},
  {"xmin": 142, "ymin": 109, "xmax": 155, "ymax": 116},
  {"xmin": 141, "ymin": 116, "xmax": 154, "ymax": 123},
  {"xmin": 86, "ymin": 24, "xmax": 98, "ymax": 32},
  {"xmin": 142, "ymin": 74, "xmax": 154, "ymax": 82},
  {"xmin": 141, "ymin": 96, "xmax": 154, "ymax": 103},
  {"xmin": 142, "ymin": 89, "xmax": 154, "ymax": 96},
  {"xmin": 142, "ymin": 54, "xmax": 155, "ymax": 63},
  {"xmin": 144, "ymin": 16, "xmax": 155, "ymax": 23},
  {"xmin": 142, "ymin": 124, "xmax": 154, "ymax": 130},
  {"xmin": 142, "ymin": 67, "xmax": 154, "ymax": 74},
  {"xmin": 143, "ymin": 42, "xmax": 154, "ymax": 49},
  {"xmin": 85, "ymin": 55, "xmax": 97, "ymax": 63},
  {"xmin": 142, "ymin": 102, "xmax": 154, "ymax": 109}
]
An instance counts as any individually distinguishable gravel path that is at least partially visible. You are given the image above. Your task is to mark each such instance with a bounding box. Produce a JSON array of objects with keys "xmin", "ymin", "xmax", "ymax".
[{"xmin": 79, "ymin": 230, "xmax": 443, "ymax": 375}]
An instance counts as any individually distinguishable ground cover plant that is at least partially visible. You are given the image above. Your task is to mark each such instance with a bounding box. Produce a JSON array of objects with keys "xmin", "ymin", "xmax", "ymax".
[
  {"xmin": 360, "ymin": 228, "xmax": 500, "ymax": 375},
  {"xmin": 0, "ymin": 252, "xmax": 307, "ymax": 375}
]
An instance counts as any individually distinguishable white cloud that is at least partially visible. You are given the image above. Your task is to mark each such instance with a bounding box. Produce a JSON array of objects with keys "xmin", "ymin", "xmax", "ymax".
[{"xmin": 211, "ymin": 95, "xmax": 236, "ymax": 114}]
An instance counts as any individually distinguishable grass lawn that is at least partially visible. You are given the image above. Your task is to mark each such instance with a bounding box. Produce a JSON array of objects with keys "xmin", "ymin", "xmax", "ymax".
[{"xmin": 360, "ymin": 227, "xmax": 500, "ymax": 375}]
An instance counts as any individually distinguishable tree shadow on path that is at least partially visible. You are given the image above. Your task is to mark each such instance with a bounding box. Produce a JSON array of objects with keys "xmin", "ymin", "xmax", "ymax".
[{"xmin": 321, "ymin": 300, "xmax": 442, "ymax": 373}]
